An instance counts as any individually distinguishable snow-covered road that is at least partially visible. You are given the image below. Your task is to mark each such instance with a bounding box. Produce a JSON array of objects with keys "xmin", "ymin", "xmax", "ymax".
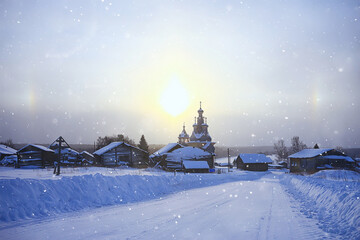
[{"xmin": 0, "ymin": 172, "xmax": 333, "ymax": 240}]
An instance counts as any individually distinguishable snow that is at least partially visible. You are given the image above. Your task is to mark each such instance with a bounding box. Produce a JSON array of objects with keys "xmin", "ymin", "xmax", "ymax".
[
  {"xmin": 80, "ymin": 151, "xmax": 94, "ymax": 158},
  {"xmin": 152, "ymin": 143, "xmax": 183, "ymax": 156},
  {"xmin": 322, "ymin": 155, "xmax": 355, "ymax": 162},
  {"xmin": 238, "ymin": 153, "xmax": 272, "ymax": 164},
  {"xmin": 182, "ymin": 160, "xmax": 209, "ymax": 169},
  {"xmin": 0, "ymin": 144, "xmax": 17, "ymax": 155},
  {"xmin": 0, "ymin": 167, "xmax": 359, "ymax": 239},
  {"xmin": 0, "ymin": 155, "xmax": 17, "ymax": 165},
  {"xmin": 194, "ymin": 133, "xmax": 205, "ymax": 139},
  {"xmin": 0, "ymin": 167, "xmax": 264, "ymax": 223},
  {"xmin": 281, "ymin": 170, "xmax": 360, "ymax": 239},
  {"xmin": 215, "ymin": 156, "xmax": 236, "ymax": 164},
  {"xmin": 311, "ymin": 169, "xmax": 360, "ymax": 181},
  {"xmin": 202, "ymin": 142, "xmax": 212, "ymax": 150},
  {"xmin": 167, "ymin": 146, "xmax": 212, "ymax": 161},
  {"xmin": 57, "ymin": 147, "xmax": 79, "ymax": 155},
  {"xmin": 18, "ymin": 144, "xmax": 54, "ymax": 153},
  {"xmin": 93, "ymin": 142, "xmax": 123, "ymax": 155},
  {"xmin": 94, "ymin": 142, "xmax": 147, "ymax": 156},
  {"xmin": 288, "ymin": 148, "xmax": 333, "ymax": 158}
]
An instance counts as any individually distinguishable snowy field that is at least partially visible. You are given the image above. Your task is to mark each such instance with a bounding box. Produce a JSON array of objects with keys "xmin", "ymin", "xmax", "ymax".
[{"xmin": 0, "ymin": 167, "xmax": 359, "ymax": 239}]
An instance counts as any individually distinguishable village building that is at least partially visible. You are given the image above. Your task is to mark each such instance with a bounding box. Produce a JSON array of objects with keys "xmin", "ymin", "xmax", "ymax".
[
  {"xmin": 178, "ymin": 102, "xmax": 216, "ymax": 154},
  {"xmin": 80, "ymin": 151, "xmax": 95, "ymax": 165},
  {"xmin": 150, "ymin": 143, "xmax": 183, "ymax": 166},
  {"xmin": 49, "ymin": 136, "xmax": 82, "ymax": 166},
  {"xmin": 150, "ymin": 143, "xmax": 215, "ymax": 172},
  {"xmin": 178, "ymin": 123, "xmax": 190, "ymax": 144},
  {"xmin": 17, "ymin": 144, "xmax": 55, "ymax": 168},
  {"xmin": 182, "ymin": 160, "xmax": 210, "ymax": 173},
  {"xmin": 0, "ymin": 144, "xmax": 17, "ymax": 160},
  {"xmin": 0, "ymin": 144, "xmax": 18, "ymax": 166},
  {"xmin": 93, "ymin": 142, "xmax": 149, "ymax": 168},
  {"xmin": 235, "ymin": 153, "xmax": 272, "ymax": 171},
  {"xmin": 289, "ymin": 148, "xmax": 354, "ymax": 173}
]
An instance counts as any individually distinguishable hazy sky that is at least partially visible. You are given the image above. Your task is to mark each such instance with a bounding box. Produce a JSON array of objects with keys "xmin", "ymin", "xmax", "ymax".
[{"xmin": 1, "ymin": 0, "xmax": 359, "ymax": 148}]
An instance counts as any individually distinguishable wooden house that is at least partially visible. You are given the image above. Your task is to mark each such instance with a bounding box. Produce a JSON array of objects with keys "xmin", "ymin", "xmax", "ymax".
[
  {"xmin": 154, "ymin": 145, "xmax": 215, "ymax": 171},
  {"xmin": 235, "ymin": 154, "xmax": 272, "ymax": 171},
  {"xmin": 17, "ymin": 144, "xmax": 55, "ymax": 168},
  {"xmin": 49, "ymin": 136, "xmax": 82, "ymax": 166},
  {"xmin": 150, "ymin": 143, "xmax": 184, "ymax": 167},
  {"xmin": 80, "ymin": 151, "xmax": 95, "ymax": 165},
  {"xmin": 0, "ymin": 144, "xmax": 17, "ymax": 160},
  {"xmin": 0, "ymin": 144, "xmax": 17, "ymax": 166},
  {"xmin": 289, "ymin": 148, "xmax": 354, "ymax": 173},
  {"xmin": 182, "ymin": 160, "xmax": 209, "ymax": 173},
  {"xmin": 93, "ymin": 142, "xmax": 149, "ymax": 168}
]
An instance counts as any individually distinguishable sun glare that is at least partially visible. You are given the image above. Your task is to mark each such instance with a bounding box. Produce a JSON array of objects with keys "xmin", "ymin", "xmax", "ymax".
[{"xmin": 160, "ymin": 77, "xmax": 190, "ymax": 116}]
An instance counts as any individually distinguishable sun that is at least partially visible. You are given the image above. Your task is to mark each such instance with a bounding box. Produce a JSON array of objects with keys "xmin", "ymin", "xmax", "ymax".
[{"xmin": 160, "ymin": 77, "xmax": 190, "ymax": 116}]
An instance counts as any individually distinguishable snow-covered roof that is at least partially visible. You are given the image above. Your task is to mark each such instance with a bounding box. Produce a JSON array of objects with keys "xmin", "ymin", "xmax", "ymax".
[
  {"xmin": 178, "ymin": 126, "xmax": 189, "ymax": 138},
  {"xmin": 202, "ymin": 142, "xmax": 212, "ymax": 150},
  {"xmin": 166, "ymin": 146, "xmax": 212, "ymax": 162},
  {"xmin": 179, "ymin": 132, "xmax": 189, "ymax": 138},
  {"xmin": 182, "ymin": 160, "xmax": 209, "ymax": 169},
  {"xmin": 322, "ymin": 155, "xmax": 355, "ymax": 163},
  {"xmin": 80, "ymin": 151, "xmax": 94, "ymax": 158},
  {"xmin": 288, "ymin": 148, "xmax": 334, "ymax": 159},
  {"xmin": 194, "ymin": 133, "xmax": 205, "ymax": 139},
  {"xmin": 93, "ymin": 142, "xmax": 147, "ymax": 156},
  {"xmin": 56, "ymin": 148, "xmax": 79, "ymax": 155},
  {"xmin": 238, "ymin": 154, "xmax": 272, "ymax": 164},
  {"xmin": 18, "ymin": 144, "xmax": 54, "ymax": 153},
  {"xmin": 0, "ymin": 144, "xmax": 17, "ymax": 155},
  {"xmin": 152, "ymin": 143, "xmax": 183, "ymax": 156},
  {"xmin": 170, "ymin": 146, "xmax": 212, "ymax": 157}
]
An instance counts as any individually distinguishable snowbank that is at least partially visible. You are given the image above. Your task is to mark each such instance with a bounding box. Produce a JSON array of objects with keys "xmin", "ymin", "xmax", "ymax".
[
  {"xmin": 0, "ymin": 170, "xmax": 267, "ymax": 222},
  {"xmin": 281, "ymin": 170, "xmax": 360, "ymax": 239},
  {"xmin": 311, "ymin": 169, "xmax": 360, "ymax": 182}
]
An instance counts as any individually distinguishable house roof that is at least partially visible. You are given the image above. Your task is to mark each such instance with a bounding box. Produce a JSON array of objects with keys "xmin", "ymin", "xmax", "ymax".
[
  {"xmin": 165, "ymin": 146, "xmax": 213, "ymax": 163},
  {"xmin": 202, "ymin": 142, "xmax": 212, "ymax": 150},
  {"xmin": 57, "ymin": 148, "xmax": 79, "ymax": 155},
  {"xmin": 18, "ymin": 144, "xmax": 54, "ymax": 153},
  {"xmin": 288, "ymin": 148, "xmax": 334, "ymax": 159},
  {"xmin": 238, "ymin": 154, "xmax": 272, "ymax": 164},
  {"xmin": 80, "ymin": 151, "xmax": 95, "ymax": 158},
  {"xmin": 93, "ymin": 142, "xmax": 147, "ymax": 156},
  {"xmin": 0, "ymin": 144, "xmax": 17, "ymax": 155},
  {"xmin": 168, "ymin": 146, "xmax": 212, "ymax": 158},
  {"xmin": 182, "ymin": 160, "xmax": 209, "ymax": 169},
  {"xmin": 322, "ymin": 155, "xmax": 354, "ymax": 163},
  {"xmin": 152, "ymin": 143, "xmax": 183, "ymax": 156}
]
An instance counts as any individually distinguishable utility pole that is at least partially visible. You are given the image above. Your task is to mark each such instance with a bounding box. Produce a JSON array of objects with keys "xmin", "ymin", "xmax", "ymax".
[
  {"xmin": 227, "ymin": 148, "xmax": 230, "ymax": 173},
  {"xmin": 56, "ymin": 136, "xmax": 63, "ymax": 175},
  {"xmin": 53, "ymin": 136, "xmax": 63, "ymax": 175}
]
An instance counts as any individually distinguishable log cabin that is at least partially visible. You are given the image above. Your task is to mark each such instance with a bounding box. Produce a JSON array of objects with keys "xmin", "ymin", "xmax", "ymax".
[
  {"xmin": 93, "ymin": 142, "xmax": 149, "ymax": 168},
  {"xmin": 289, "ymin": 148, "xmax": 354, "ymax": 173},
  {"xmin": 235, "ymin": 154, "xmax": 272, "ymax": 171},
  {"xmin": 151, "ymin": 144, "xmax": 215, "ymax": 171},
  {"xmin": 17, "ymin": 144, "xmax": 55, "ymax": 168}
]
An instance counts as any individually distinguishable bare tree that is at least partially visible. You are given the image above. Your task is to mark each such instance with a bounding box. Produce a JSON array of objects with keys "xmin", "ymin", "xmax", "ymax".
[
  {"xmin": 0, "ymin": 139, "xmax": 15, "ymax": 148},
  {"xmin": 290, "ymin": 136, "xmax": 307, "ymax": 154},
  {"xmin": 274, "ymin": 139, "xmax": 288, "ymax": 163},
  {"xmin": 96, "ymin": 134, "xmax": 135, "ymax": 150}
]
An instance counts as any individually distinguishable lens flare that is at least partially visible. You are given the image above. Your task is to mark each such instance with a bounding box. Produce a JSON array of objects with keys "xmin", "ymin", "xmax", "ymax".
[{"xmin": 160, "ymin": 77, "xmax": 189, "ymax": 116}]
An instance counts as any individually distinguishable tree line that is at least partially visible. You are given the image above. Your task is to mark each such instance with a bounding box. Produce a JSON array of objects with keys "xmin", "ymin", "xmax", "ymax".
[
  {"xmin": 95, "ymin": 134, "xmax": 149, "ymax": 152},
  {"xmin": 274, "ymin": 136, "xmax": 307, "ymax": 163}
]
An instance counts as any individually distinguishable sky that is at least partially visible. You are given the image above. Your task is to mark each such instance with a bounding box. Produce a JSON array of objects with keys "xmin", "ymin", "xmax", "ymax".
[{"xmin": 0, "ymin": 0, "xmax": 359, "ymax": 148}]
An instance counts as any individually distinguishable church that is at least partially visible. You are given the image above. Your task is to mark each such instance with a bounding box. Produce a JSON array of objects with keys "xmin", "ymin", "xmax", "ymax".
[{"xmin": 178, "ymin": 102, "xmax": 216, "ymax": 154}]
